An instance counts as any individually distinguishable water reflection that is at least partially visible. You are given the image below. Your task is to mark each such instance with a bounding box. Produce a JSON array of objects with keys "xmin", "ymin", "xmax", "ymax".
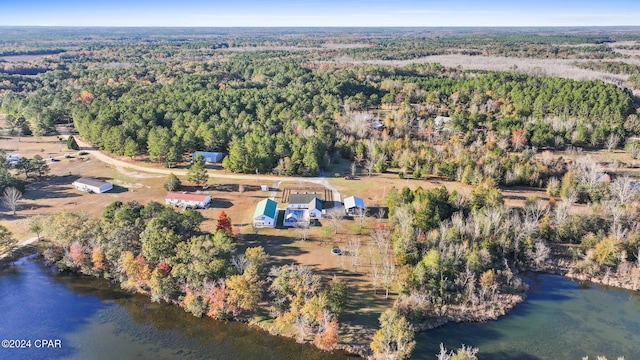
[
  {"xmin": 1, "ymin": 257, "xmax": 353, "ymax": 360},
  {"xmin": 4, "ymin": 257, "xmax": 639, "ymax": 360},
  {"xmin": 412, "ymin": 273, "xmax": 640, "ymax": 360}
]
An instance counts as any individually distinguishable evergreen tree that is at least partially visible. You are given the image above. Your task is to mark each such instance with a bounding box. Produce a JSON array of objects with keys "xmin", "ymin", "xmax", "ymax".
[
  {"xmin": 164, "ymin": 173, "xmax": 182, "ymax": 192},
  {"xmin": 187, "ymin": 154, "xmax": 208, "ymax": 186},
  {"xmin": 0, "ymin": 224, "xmax": 15, "ymax": 251},
  {"xmin": 29, "ymin": 155, "xmax": 49, "ymax": 179},
  {"xmin": 124, "ymin": 138, "xmax": 140, "ymax": 159},
  {"xmin": 67, "ymin": 135, "xmax": 79, "ymax": 150}
]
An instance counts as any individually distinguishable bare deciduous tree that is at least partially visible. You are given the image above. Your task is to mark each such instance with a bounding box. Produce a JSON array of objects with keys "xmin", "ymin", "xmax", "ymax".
[
  {"xmin": 326, "ymin": 209, "xmax": 343, "ymax": 235},
  {"xmin": 2, "ymin": 187, "xmax": 22, "ymax": 215},
  {"xmin": 295, "ymin": 221, "xmax": 310, "ymax": 241},
  {"xmin": 526, "ymin": 241, "xmax": 551, "ymax": 270},
  {"xmin": 524, "ymin": 196, "xmax": 548, "ymax": 222},
  {"xmin": 353, "ymin": 207, "xmax": 367, "ymax": 234},
  {"xmin": 627, "ymin": 141, "xmax": 640, "ymax": 159},
  {"xmin": 346, "ymin": 239, "xmax": 362, "ymax": 272},
  {"xmin": 379, "ymin": 260, "xmax": 397, "ymax": 299},
  {"xmin": 371, "ymin": 227, "xmax": 391, "ymax": 256},
  {"xmin": 573, "ymin": 155, "xmax": 604, "ymax": 190},
  {"xmin": 610, "ymin": 176, "xmax": 637, "ymax": 205},
  {"xmin": 293, "ymin": 315, "xmax": 311, "ymax": 343},
  {"xmin": 365, "ymin": 159, "xmax": 375, "ymax": 177},
  {"xmin": 606, "ymin": 133, "xmax": 621, "ymax": 151},
  {"xmin": 231, "ymin": 254, "xmax": 249, "ymax": 274},
  {"xmin": 371, "ymin": 264, "xmax": 380, "ymax": 295},
  {"xmin": 437, "ymin": 343, "xmax": 479, "ymax": 360}
]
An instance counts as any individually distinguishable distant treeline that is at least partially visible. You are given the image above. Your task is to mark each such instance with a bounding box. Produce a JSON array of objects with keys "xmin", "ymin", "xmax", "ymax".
[
  {"xmin": 0, "ymin": 29, "xmax": 638, "ymax": 180},
  {"xmin": 573, "ymin": 60, "xmax": 640, "ymax": 76},
  {"xmin": 0, "ymin": 49, "xmax": 65, "ymax": 57}
]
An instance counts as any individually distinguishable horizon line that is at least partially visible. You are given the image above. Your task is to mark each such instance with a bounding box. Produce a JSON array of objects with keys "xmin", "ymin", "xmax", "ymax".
[{"xmin": 2, "ymin": 25, "xmax": 640, "ymax": 29}]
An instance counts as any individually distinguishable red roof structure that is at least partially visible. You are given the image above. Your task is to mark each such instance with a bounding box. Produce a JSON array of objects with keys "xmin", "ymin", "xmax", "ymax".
[{"xmin": 166, "ymin": 192, "xmax": 210, "ymax": 201}]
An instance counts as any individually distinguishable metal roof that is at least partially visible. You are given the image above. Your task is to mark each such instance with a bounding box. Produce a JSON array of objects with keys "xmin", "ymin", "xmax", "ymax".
[
  {"xmin": 193, "ymin": 151, "xmax": 224, "ymax": 162},
  {"xmin": 309, "ymin": 197, "xmax": 322, "ymax": 211},
  {"xmin": 73, "ymin": 177, "xmax": 112, "ymax": 188},
  {"xmin": 343, "ymin": 196, "xmax": 365, "ymax": 210},
  {"xmin": 288, "ymin": 193, "xmax": 320, "ymax": 205},
  {"xmin": 166, "ymin": 192, "xmax": 210, "ymax": 202},
  {"xmin": 254, "ymin": 198, "xmax": 277, "ymax": 219}
]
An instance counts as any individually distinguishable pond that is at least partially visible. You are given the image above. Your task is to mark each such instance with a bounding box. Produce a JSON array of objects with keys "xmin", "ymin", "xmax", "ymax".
[
  {"xmin": 2, "ymin": 256, "xmax": 639, "ymax": 360},
  {"xmin": 413, "ymin": 273, "xmax": 640, "ymax": 359},
  {"xmin": 0, "ymin": 256, "xmax": 353, "ymax": 360}
]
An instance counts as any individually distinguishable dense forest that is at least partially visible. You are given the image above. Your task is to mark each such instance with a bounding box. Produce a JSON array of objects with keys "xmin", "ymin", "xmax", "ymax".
[{"xmin": 1, "ymin": 27, "xmax": 639, "ymax": 181}]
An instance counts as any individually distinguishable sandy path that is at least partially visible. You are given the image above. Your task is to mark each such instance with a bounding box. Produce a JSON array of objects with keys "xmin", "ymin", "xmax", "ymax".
[
  {"xmin": 0, "ymin": 236, "xmax": 39, "ymax": 261},
  {"xmin": 74, "ymin": 137, "xmax": 342, "ymax": 200}
]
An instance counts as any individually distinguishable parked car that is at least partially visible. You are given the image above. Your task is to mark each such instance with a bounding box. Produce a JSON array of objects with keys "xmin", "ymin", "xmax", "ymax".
[
  {"xmin": 202, "ymin": 184, "xmax": 210, "ymax": 190},
  {"xmin": 330, "ymin": 246, "xmax": 343, "ymax": 255}
]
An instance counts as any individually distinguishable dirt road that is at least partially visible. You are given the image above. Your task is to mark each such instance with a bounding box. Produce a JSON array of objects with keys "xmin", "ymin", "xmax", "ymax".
[{"xmin": 73, "ymin": 137, "xmax": 342, "ymax": 200}]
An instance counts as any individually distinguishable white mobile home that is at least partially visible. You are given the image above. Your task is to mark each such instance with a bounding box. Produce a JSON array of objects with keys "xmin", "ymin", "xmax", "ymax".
[
  {"xmin": 72, "ymin": 177, "xmax": 113, "ymax": 194},
  {"xmin": 166, "ymin": 192, "xmax": 212, "ymax": 209}
]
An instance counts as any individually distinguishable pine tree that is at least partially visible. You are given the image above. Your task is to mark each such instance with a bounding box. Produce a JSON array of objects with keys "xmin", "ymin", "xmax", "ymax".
[
  {"xmin": 124, "ymin": 138, "xmax": 140, "ymax": 159},
  {"xmin": 187, "ymin": 154, "xmax": 208, "ymax": 186},
  {"xmin": 163, "ymin": 173, "xmax": 182, "ymax": 192},
  {"xmin": 67, "ymin": 135, "xmax": 79, "ymax": 150}
]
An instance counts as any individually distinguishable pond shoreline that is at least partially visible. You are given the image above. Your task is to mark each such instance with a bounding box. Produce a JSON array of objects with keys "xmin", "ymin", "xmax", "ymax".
[
  {"xmin": 0, "ymin": 244, "xmax": 41, "ymax": 270},
  {"xmin": 4, "ymin": 246, "xmax": 638, "ymax": 359},
  {"xmin": 533, "ymin": 255, "xmax": 640, "ymax": 292}
]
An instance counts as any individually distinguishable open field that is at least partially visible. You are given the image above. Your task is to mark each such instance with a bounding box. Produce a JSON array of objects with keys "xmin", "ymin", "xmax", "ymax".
[
  {"xmin": 0, "ymin": 54, "xmax": 54, "ymax": 63},
  {"xmin": 0, "ymin": 134, "xmax": 287, "ymax": 241},
  {"xmin": 331, "ymin": 54, "xmax": 633, "ymax": 84}
]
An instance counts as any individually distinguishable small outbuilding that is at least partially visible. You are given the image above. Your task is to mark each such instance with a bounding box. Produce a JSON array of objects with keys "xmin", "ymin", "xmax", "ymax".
[
  {"xmin": 6, "ymin": 154, "xmax": 19, "ymax": 165},
  {"xmin": 193, "ymin": 151, "xmax": 224, "ymax": 163},
  {"xmin": 254, "ymin": 198, "xmax": 278, "ymax": 228},
  {"xmin": 72, "ymin": 177, "xmax": 113, "ymax": 194},
  {"xmin": 343, "ymin": 196, "xmax": 366, "ymax": 216},
  {"xmin": 166, "ymin": 192, "xmax": 211, "ymax": 209}
]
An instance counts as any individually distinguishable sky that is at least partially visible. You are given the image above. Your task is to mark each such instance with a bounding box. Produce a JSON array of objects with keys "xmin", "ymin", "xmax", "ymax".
[{"xmin": 2, "ymin": 0, "xmax": 640, "ymax": 27}]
